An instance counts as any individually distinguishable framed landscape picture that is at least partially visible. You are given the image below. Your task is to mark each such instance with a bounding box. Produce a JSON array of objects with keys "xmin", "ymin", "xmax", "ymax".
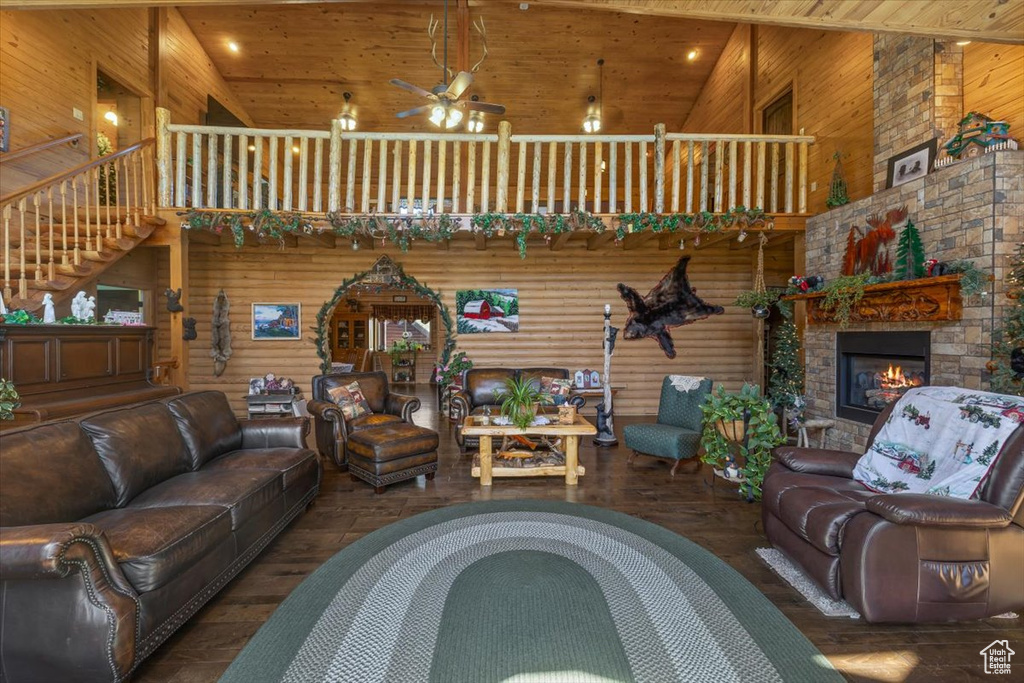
[
  {"xmin": 252, "ymin": 303, "xmax": 301, "ymax": 340},
  {"xmin": 456, "ymin": 288, "xmax": 519, "ymax": 333}
]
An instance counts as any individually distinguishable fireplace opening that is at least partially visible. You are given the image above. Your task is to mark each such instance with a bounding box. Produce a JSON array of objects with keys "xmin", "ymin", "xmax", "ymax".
[{"xmin": 837, "ymin": 332, "xmax": 930, "ymax": 424}]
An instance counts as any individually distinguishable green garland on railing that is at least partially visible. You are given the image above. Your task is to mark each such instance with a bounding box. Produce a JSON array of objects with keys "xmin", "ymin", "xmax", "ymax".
[
  {"xmin": 471, "ymin": 210, "xmax": 607, "ymax": 259},
  {"xmin": 614, "ymin": 206, "xmax": 769, "ymax": 241},
  {"xmin": 181, "ymin": 210, "xmax": 458, "ymax": 251},
  {"xmin": 312, "ymin": 268, "xmax": 457, "ymax": 375}
]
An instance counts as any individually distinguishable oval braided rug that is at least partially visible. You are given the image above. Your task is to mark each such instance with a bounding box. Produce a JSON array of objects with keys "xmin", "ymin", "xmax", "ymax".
[{"xmin": 220, "ymin": 501, "xmax": 841, "ymax": 683}]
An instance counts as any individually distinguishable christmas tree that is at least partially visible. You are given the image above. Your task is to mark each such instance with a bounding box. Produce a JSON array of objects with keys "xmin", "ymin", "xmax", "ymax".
[
  {"xmin": 894, "ymin": 219, "xmax": 926, "ymax": 279},
  {"xmin": 825, "ymin": 152, "xmax": 850, "ymax": 209},
  {"xmin": 990, "ymin": 243, "xmax": 1024, "ymax": 396},
  {"xmin": 769, "ymin": 318, "xmax": 804, "ymax": 411}
]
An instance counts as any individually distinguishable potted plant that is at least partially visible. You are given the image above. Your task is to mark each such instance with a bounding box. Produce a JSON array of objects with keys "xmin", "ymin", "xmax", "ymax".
[
  {"xmin": 499, "ymin": 375, "xmax": 542, "ymax": 429},
  {"xmin": 733, "ymin": 290, "xmax": 780, "ymax": 319},
  {"xmin": 699, "ymin": 383, "xmax": 783, "ymax": 501},
  {"xmin": 0, "ymin": 378, "xmax": 21, "ymax": 421}
]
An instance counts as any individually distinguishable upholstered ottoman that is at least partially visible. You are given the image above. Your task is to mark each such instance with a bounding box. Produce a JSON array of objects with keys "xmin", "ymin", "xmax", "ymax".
[{"xmin": 346, "ymin": 423, "xmax": 439, "ymax": 493}]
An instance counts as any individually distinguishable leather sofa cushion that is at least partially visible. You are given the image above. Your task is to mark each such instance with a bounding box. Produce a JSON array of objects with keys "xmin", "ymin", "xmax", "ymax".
[
  {"xmin": 622, "ymin": 423, "xmax": 701, "ymax": 461},
  {"xmin": 81, "ymin": 403, "xmax": 191, "ymax": 507},
  {"xmin": 204, "ymin": 448, "xmax": 319, "ymax": 489},
  {"xmin": 128, "ymin": 470, "xmax": 282, "ymax": 531},
  {"xmin": 346, "ymin": 413, "xmax": 402, "ymax": 433},
  {"xmin": 165, "ymin": 392, "xmax": 243, "ymax": 469},
  {"xmin": 465, "ymin": 368, "xmax": 515, "ymax": 406},
  {"xmin": 347, "ymin": 424, "xmax": 439, "ymax": 462},
  {"xmin": 81, "ymin": 505, "xmax": 232, "ymax": 593},
  {"xmin": 762, "ymin": 463, "xmax": 874, "ymax": 518},
  {"xmin": 776, "ymin": 486, "xmax": 870, "ymax": 555},
  {"xmin": 0, "ymin": 422, "xmax": 117, "ymax": 526}
]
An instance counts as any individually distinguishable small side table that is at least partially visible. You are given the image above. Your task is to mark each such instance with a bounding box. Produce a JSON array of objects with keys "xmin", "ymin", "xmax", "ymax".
[{"xmin": 797, "ymin": 418, "xmax": 835, "ymax": 449}]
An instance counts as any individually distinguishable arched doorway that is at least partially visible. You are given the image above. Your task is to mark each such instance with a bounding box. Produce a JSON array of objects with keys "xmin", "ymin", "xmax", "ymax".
[{"xmin": 313, "ymin": 256, "xmax": 456, "ymax": 379}]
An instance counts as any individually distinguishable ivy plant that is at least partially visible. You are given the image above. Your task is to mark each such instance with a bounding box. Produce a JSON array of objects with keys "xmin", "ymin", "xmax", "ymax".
[
  {"xmin": 0, "ymin": 378, "xmax": 21, "ymax": 421},
  {"xmin": 699, "ymin": 383, "xmax": 783, "ymax": 501}
]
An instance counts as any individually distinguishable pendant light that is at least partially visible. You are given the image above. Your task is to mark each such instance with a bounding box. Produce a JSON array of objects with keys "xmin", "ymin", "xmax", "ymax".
[
  {"xmin": 339, "ymin": 92, "xmax": 357, "ymax": 131},
  {"xmin": 582, "ymin": 58, "xmax": 604, "ymax": 134}
]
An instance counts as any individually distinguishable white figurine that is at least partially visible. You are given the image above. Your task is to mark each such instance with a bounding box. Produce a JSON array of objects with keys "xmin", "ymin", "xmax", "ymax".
[
  {"xmin": 42, "ymin": 293, "xmax": 56, "ymax": 323},
  {"xmin": 0, "ymin": 293, "xmax": 7, "ymax": 315},
  {"xmin": 70, "ymin": 291, "xmax": 87, "ymax": 320},
  {"xmin": 82, "ymin": 295, "xmax": 97, "ymax": 322}
]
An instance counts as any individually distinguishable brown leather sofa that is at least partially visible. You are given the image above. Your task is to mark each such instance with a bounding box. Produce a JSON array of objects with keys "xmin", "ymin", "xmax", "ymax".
[
  {"xmin": 763, "ymin": 403, "xmax": 1024, "ymax": 622},
  {"xmin": 0, "ymin": 391, "xmax": 321, "ymax": 682},
  {"xmin": 307, "ymin": 370, "xmax": 422, "ymax": 469},
  {"xmin": 451, "ymin": 367, "xmax": 586, "ymax": 453}
]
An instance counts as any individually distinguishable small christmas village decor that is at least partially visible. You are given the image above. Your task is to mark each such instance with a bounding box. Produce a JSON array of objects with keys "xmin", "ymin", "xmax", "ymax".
[{"xmin": 935, "ymin": 112, "xmax": 1018, "ymax": 169}]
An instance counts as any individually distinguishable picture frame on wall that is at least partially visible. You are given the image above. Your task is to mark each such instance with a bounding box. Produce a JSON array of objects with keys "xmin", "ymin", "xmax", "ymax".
[
  {"xmin": 0, "ymin": 106, "xmax": 9, "ymax": 153},
  {"xmin": 886, "ymin": 139, "xmax": 937, "ymax": 189},
  {"xmin": 252, "ymin": 303, "xmax": 301, "ymax": 340}
]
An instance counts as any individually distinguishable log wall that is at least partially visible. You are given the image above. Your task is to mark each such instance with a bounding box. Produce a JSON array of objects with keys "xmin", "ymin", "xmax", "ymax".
[{"xmin": 184, "ymin": 240, "xmax": 793, "ymax": 416}]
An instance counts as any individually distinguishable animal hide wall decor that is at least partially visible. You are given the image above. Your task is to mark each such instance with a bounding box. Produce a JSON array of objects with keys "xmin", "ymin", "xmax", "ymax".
[
  {"xmin": 617, "ymin": 256, "xmax": 724, "ymax": 358},
  {"xmin": 210, "ymin": 289, "xmax": 232, "ymax": 377},
  {"xmin": 842, "ymin": 206, "xmax": 908, "ymax": 276}
]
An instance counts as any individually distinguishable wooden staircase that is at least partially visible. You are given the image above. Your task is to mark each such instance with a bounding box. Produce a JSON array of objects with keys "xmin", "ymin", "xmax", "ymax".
[{"xmin": 2, "ymin": 139, "xmax": 158, "ymax": 314}]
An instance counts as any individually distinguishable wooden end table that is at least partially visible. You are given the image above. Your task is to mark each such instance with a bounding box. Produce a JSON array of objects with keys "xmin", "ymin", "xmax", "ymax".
[{"xmin": 461, "ymin": 414, "xmax": 597, "ymax": 486}]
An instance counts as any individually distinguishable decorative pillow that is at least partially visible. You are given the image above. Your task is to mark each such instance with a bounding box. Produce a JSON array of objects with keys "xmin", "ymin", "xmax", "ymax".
[
  {"xmin": 327, "ymin": 381, "xmax": 371, "ymax": 420},
  {"xmin": 540, "ymin": 376, "xmax": 573, "ymax": 406}
]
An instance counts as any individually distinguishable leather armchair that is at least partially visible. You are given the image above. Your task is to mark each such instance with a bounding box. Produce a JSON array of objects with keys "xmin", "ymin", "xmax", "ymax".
[
  {"xmin": 763, "ymin": 402, "xmax": 1024, "ymax": 623},
  {"xmin": 309, "ymin": 371, "xmax": 421, "ymax": 469}
]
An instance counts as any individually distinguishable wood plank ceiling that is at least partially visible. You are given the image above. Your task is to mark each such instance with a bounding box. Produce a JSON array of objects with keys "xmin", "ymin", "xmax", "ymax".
[{"xmin": 179, "ymin": 1, "xmax": 738, "ymax": 133}]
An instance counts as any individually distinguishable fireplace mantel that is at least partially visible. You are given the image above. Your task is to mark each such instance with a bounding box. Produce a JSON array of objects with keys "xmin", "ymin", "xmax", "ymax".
[{"xmin": 787, "ymin": 274, "xmax": 963, "ymax": 325}]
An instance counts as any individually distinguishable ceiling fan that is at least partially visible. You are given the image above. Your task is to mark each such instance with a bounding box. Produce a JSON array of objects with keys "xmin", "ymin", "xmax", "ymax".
[{"xmin": 390, "ymin": 6, "xmax": 506, "ymax": 129}]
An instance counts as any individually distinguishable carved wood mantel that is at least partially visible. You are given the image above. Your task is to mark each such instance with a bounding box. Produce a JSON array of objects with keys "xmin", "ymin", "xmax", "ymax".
[{"xmin": 786, "ymin": 274, "xmax": 963, "ymax": 325}]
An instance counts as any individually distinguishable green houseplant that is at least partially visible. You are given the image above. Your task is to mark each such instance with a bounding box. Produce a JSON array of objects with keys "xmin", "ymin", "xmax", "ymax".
[
  {"xmin": 733, "ymin": 289, "xmax": 780, "ymax": 319},
  {"xmin": 818, "ymin": 273, "xmax": 871, "ymax": 327},
  {"xmin": 499, "ymin": 375, "xmax": 542, "ymax": 429},
  {"xmin": 699, "ymin": 383, "xmax": 783, "ymax": 501},
  {"xmin": 0, "ymin": 378, "xmax": 21, "ymax": 421}
]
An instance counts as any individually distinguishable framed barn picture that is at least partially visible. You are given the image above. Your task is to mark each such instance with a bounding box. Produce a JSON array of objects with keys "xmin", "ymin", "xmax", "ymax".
[
  {"xmin": 252, "ymin": 303, "xmax": 301, "ymax": 340},
  {"xmin": 455, "ymin": 288, "xmax": 519, "ymax": 333}
]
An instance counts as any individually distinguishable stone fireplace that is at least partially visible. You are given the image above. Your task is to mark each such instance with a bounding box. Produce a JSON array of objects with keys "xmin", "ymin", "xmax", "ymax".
[{"xmin": 803, "ymin": 151, "xmax": 1022, "ymax": 451}]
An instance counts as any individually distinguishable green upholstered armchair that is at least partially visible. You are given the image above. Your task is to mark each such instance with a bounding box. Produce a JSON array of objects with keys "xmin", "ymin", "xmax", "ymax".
[{"xmin": 623, "ymin": 376, "xmax": 712, "ymax": 475}]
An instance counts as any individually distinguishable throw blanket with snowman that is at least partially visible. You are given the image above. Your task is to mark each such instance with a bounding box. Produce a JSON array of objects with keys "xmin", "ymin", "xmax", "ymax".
[{"xmin": 853, "ymin": 387, "xmax": 1024, "ymax": 498}]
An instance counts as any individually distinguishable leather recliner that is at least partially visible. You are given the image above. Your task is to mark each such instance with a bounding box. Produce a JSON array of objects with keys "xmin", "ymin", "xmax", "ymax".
[{"xmin": 763, "ymin": 402, "xmax": 1024, "ymax": 622}]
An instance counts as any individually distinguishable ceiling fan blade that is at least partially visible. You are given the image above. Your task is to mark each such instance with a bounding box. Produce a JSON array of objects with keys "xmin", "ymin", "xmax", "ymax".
[
  {"xmin": 462, "ymin": 100, "xmax": 506, "ymax": 115},
  {"xmin": 396, "ymin": 105, "xmax": 431, "ymax": 119},
  {"xmin": 445, "ymin": 71, "xmax": 473, "ymax": 100},
  {"xmin": 390, "ymin": 78, "xmax": 433, "ymax": 99}
]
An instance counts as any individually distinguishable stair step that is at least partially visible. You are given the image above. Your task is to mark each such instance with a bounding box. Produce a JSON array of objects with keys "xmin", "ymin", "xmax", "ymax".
[
  {"xmin": 6, "ymin": 259, "xmax": 93, "ymax": 278},
  {"xmin": 27, "ymin": 277, "xmax": 73, "ymax": 292}
]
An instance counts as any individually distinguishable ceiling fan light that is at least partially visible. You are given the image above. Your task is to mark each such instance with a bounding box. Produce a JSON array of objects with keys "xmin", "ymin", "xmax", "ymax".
[
  {"xmin": 429, "ymin": 105, "xmax": 447, "ymax": 126},
  {"xmin": 339, "ymin": 112, "xmax": 357, "ymax": 131},
  {"xmin": 467, "ymin": 111, "xmax": 485, "ymax": 133},
  {"xmin": 445, "ymin": 108, "xmax": 464, "ymax": 129},
  {"xmin": 583, "ymin": 113, "xmax": 601, "ymax": 134}
]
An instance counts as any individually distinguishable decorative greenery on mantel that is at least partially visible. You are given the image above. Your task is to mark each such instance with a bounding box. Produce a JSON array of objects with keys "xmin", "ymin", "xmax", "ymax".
[{"xmin": 181, "ymin": 206, "xmax": 772, "ymax": 259}]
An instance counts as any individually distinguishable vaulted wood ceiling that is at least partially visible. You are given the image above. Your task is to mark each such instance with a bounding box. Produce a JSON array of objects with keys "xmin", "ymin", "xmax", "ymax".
[{"xmin": 180, "ymin": 2, "xmax": 738, "ymax": 133}]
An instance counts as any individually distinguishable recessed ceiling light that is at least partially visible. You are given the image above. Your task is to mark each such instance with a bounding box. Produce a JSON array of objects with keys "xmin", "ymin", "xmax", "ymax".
[
  {"xmin": 228, "ymin": 41, "xmax": 240, "ymax": 53},
  {"xmin": 687, "ymin": 49, "xmax": 698, "ymax": 61},
  {"xmin": 956, "ymin": 40, "xmax": 971, "ymax": 46}
]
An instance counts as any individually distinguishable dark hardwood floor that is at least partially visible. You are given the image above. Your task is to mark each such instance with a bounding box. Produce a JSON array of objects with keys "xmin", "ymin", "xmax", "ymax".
[{"xmin": 135, "ymin": 386, "xmax": 1023, "ymax": 682}]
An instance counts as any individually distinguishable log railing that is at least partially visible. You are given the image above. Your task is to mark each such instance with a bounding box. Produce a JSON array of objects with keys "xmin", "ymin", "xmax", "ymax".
[
  {"xmin": 156, "ymin": 107, "xmax": 814, "ymax": 216},
  {"xmin": 1, "ymin": 139, "xmax": 155, "ymax": 302}
]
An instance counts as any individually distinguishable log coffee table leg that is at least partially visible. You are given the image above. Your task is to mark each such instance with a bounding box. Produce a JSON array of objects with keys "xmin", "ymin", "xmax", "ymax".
[
  {"xmin": 565, "ymin": 435, "xmax": 579, "ymax": 485},
  {"xmin": 479, "ymin": 435, "xmax": 493, "ymax": 486}
]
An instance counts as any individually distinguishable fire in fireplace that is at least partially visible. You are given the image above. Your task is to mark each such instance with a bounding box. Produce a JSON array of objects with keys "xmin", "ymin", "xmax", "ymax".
[{"xmin": 837, "ymin": 332, "xmax": 930, "ymax": 424}]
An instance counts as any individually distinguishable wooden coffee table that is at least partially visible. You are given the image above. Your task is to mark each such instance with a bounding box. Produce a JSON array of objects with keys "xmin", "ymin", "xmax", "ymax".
[{"xmin": 462, "ymin": 414, "xmax": 597, "ymax": 486}]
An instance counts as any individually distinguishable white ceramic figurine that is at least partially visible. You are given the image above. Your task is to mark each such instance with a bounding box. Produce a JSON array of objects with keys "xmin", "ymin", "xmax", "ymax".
[{"xmin": 42, "ymin": 293, "xmax": 56, "ymax": 323}]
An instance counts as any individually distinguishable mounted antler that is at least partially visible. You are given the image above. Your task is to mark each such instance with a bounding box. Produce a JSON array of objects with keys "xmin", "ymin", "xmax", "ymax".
[
  {"xmin": 427, "ymin": 15, "xmax": 455, "ymax": 82},
  {"xmin": 471, "ymin": 16, "xmax": 489, "ymax": 73}
]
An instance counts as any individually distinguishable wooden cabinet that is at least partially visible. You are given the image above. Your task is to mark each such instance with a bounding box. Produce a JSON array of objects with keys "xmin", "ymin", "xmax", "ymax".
[{"xmin": 331, "ymin": 310, "xmax": 369, "ymax": 360}]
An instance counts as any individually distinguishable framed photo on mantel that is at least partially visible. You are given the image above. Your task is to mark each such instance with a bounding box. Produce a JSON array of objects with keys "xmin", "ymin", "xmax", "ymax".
[{"xmin": 886, "ymin": 139, "xmax": 937, "ymax": 189}]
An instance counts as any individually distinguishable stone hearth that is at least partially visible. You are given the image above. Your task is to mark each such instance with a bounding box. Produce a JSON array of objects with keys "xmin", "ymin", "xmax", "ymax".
[{"xmin": 803, "ymin": 151, "xmax": 1022, "ymax": 451}]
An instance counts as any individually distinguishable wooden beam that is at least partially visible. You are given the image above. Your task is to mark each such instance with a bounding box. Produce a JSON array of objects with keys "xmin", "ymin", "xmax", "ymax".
[
  {"xmin": 587, "ymin": 231, "xmax": 616, "ymax": 251},
  {"xmin": 185, "ymin": 229, "xmax": 223, "ymax": 246},
  {"xmin": 437, "ymin": 238, "xmax": 450, "ymax": 251},
  {"xmin": 475, "ymin": 233, "xmax": 487, "ymax": 251},
  {"xmin": 300, "ymin": 232, "xmax": 337, "ymax": 249},
  {"xmin": 550, "ymin": 231, "xmax": 572, "ymax": 251},
  {"xmin": 658, "ymin": 233, "xmax": 680, "ymax": 250},
  {"xmin": 692, "ymin": 231, "xmax": 735, "ymax": 251},
  {"xmin": 456, "ymin": 0, "xmax": 470, "ymax": 74},
  {"xmin": 622, "ymin": 232, "xmax": 655, "ymax": 250},
  {"xmin": 148, "ymin": 7, "xmax": 167, "ymax": 110},
  {"xmin": 168, "ymin": 230, "xmax": 189, "ymax": 389}
]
